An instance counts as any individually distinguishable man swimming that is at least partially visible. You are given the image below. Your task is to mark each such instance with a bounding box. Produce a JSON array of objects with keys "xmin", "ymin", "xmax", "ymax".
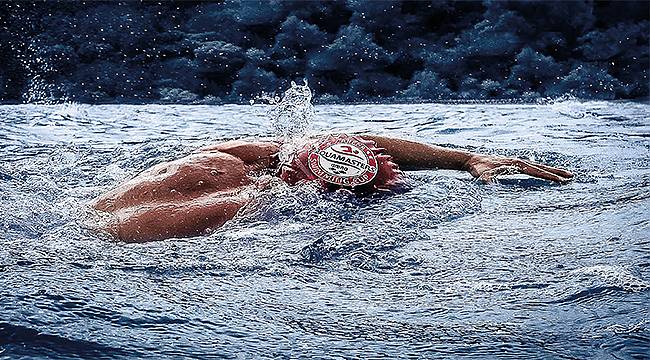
[{"xmin": 93, "ymin": 134, "xmax": 573, "ymax": 242}]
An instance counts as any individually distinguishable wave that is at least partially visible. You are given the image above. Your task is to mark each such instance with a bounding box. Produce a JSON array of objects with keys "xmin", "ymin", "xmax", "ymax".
[{"xmin": 0, "ymin": 322, "xmax": 134, "ymax": 359}]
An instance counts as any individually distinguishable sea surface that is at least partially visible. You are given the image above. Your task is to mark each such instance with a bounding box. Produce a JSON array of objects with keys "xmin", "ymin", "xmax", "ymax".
[{"xmin": 0, "ymin": 101, "xmax": 649, "ymax": 359}]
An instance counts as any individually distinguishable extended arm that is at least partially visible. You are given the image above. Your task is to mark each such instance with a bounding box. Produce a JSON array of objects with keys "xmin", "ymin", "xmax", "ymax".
[
  {"xmin": 364, "ymin": 135, "xmax": 574, "ymax": 183},
  {"xmin": 362, "ymin": 135, "xmax": 472, "ymax": 171}
]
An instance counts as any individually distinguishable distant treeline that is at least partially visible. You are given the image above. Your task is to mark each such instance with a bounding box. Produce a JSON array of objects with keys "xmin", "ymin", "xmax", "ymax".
[{"xmin": 1, "ymin": 1, "xmax": 648, "ymax": 104}]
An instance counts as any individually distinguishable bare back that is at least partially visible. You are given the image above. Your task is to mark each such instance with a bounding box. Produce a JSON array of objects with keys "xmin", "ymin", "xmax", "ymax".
[{"xmin": 93, "ymin": 141, "xmax": 279, "ymax": 242}]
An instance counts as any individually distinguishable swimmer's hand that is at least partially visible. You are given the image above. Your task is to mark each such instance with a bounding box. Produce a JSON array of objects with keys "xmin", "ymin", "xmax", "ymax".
[{"xmin": 465, "ymin": 155, "xmax": 574, "ymax": 183}]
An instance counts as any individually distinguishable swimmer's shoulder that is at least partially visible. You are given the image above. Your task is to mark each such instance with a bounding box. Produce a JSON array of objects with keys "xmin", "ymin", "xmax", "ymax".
[{"xmin": 197, "ymin": 138, "xmax": 281, "ymax": 168}]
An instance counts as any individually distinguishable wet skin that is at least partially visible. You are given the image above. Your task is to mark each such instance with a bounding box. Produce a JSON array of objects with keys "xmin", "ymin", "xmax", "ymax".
[
  {"xmin": 94, "ymin": 140, "xmax": 279, "ymax": 242},
  {"xmin": 93, "ymin": 135, "xmax": 573, "ymax": 242}
]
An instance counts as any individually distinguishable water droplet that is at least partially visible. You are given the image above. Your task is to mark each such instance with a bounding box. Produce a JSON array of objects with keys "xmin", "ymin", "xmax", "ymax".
[{"xmin": 267, "ymin": 81, "xmax": 314, "ymax": 139}]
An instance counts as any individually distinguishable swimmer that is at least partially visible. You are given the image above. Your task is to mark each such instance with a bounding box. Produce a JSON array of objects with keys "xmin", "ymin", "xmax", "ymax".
[{"xmin": 93, "ymin": 134, "xmax": 573, "ymax": 242}]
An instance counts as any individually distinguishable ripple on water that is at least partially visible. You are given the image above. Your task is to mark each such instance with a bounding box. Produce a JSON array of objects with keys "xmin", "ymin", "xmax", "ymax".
[
  {"xmin": 544, "ymin": 265, "xmax": 649, "ymax": 306},
  {"xmin": 0, "ymin": 322, "xmax": 134, "ymax": 359},
  {"xmin": 0, "ymin": 102, "xmax": 649, "ymax": 359}
]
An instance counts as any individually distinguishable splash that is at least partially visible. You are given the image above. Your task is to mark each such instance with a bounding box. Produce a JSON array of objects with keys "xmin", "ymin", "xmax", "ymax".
[
  {"xmin": 254, "ymin": 79, "xmax": 316, "ymax": 168},
  {"xmin": 19, "ymin": 40, "xmax": 69, "ymax": 104},
  {"xmin": 261, "ymin": 79, "xmax": 315, "ymax": 139},
  {"xmin": 536, "ymin": 94, "xmax": 591, "ymax": 119}
]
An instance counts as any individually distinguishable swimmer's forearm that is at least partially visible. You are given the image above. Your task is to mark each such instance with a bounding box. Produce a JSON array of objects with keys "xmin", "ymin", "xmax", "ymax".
[{"xmin": 363, "ymin": 135, "xmax": 473, "ymax": 171}]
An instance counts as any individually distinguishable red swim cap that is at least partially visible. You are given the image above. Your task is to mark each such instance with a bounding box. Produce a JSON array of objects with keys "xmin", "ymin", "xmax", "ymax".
[{"xmin": 279, "ymin": 134, "xmax": 402, "ymax": 193}]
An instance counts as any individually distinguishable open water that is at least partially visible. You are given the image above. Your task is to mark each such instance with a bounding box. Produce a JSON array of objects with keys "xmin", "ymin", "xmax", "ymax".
[{"xmin": 0, "ymin": 100, "xmax": 649, "ymax": 359}]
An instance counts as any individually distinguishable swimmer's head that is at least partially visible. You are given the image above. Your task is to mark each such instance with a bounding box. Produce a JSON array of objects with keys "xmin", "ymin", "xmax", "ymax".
[{"xmin": 279, "ymin": 134, "xmax": 402, "ymax": 194}]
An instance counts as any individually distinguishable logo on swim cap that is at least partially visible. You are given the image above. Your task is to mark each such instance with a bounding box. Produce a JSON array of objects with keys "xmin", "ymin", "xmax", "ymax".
[{"xmin": 308, "ymin": 135, "xmax": 378, "ymax": 186}]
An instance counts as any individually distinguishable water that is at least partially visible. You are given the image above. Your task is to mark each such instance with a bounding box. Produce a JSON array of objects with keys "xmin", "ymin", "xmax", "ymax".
[
  {"xmin": 265, "ymin": 79, "xmax": 315, "ymax": 139},
  {"xmin": 0, "ymin": 100, "xmax": 649, "ymax": 359}
]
